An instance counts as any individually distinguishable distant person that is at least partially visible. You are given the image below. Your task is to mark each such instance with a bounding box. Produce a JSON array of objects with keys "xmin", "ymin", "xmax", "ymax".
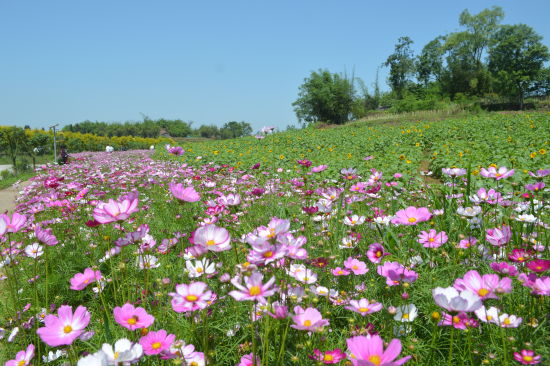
[{"xmin": 59, "ymin": 147, "xmax": 69, "ymax": 165}]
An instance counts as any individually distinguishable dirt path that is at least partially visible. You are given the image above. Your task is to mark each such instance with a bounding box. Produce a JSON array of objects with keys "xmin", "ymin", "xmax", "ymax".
[{"xmin": 0, "ymin": 180, "xmax": 32, "ymax": 214}]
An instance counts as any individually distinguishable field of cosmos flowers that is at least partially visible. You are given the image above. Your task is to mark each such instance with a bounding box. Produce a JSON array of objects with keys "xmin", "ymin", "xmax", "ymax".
[{"xmin": 0, "ymin": 112, "xmax": 549, "ymax": 365}]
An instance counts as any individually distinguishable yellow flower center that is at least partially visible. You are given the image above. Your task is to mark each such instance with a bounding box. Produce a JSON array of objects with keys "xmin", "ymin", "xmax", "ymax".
[
  {"xmin": 376, "ymin": 251, "xmax": 382, "ymax": 257},
  {"xmin": 114, "ymin": 352, "xmax": 119, "ymax": 359},
  {"xmin": 352, "ymin": 265, "xmax": 358, "ymax": 270},
  {"xmin": 186, "ymin": 295, "xmax": 199, "ymax": 302},
  {"xmin": 402, "ymin": 313, "xmax": 409, "ymax": 319},
  {"xmin": 263, "ymin": 251, "xmax": 274, "ymax": 258},
  {"xmin": 518, "ymin": 257, "xmax": 524, "ymax": 261},
  {"xmin": 152, "ymin": 342, "xmax": 162, "ymax": 349},
  {"xmin": 63, "ymin": 325, "xmax": 73, "ymax": 333},
  {"xmin": 478, "ymin": 288, "xmax": 489, "ymax": 297},
  {"xmin": 127, "ymin": 316, "xmax": 138, "ymax": 325},
  {"xmin": 523, "ymin": 356, "xmax": 533, "ymax": 362},
  {"xmin": 495, "ymin": 173, "xmax": 501, "ymax": 177},
  {"xmin": 18, "ymin": 361, "xmax": 26, "ymax": 366},
  {"xmin": 196, "ymin": 267, "xmax": 204, "ymax": 273},
  {"xmin": 487, "ymin": 315, "xmax": 493, "ymax": 321},
  {"xmin": 324, "ymin": 354, "xmax": 334, "ymax": 361},
  {"xmin": 249, "ymin": 286, "xmax": 261, "ymax": 296},
  {"xmin": 503, "ymin": 318, "xmax": 511, "ymax": 325},
  {"xmin": 359, "ymin": 307, "xmax": 369, "ymax": 313},
  {"xmin": 303, "ymin": 320, "xmax": 312, "ymax": 327},
  {"xmin": 452, "ymin": 316, "xmax": 461, "ymax": 324},
  {"xmin": 428, "ymin": 238, "xmax": 435, "ymax": 242},
  {"xmin": 369, "ymin": 355, "xmax": 381, "ymax": 365},
  {"xmin": 408, "ymin": 217, "xmax": 417, "ymax": 223},
  {"xmin": 206, "ymin": 239, "xmax": 216, "ymax": 246},
  {"xmin": 268, "ymin": 228, "xmax": 276, "ymax": 238}
]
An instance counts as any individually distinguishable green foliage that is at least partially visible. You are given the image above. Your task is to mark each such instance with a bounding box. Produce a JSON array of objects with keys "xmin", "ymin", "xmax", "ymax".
[
  {"xmin": 384, "ymin": 36, "xmax": 416, "ymax": 99},
  {"xmin": 488, "ymin": 24, "xmax": 550, "ymax": 107},
  {"xmin": 292, "ymin": 69, "xmax": 355, "ymax": 125}
]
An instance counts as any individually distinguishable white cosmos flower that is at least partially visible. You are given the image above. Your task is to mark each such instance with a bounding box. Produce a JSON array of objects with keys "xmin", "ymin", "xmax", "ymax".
[
  {"xmin": 515, "ymin": 214, "xmax": 537, "ymax": 223},
  {"xmin": 101, "ymin": 338, "xmax": 143, "ymax": 364},
  {"xmin": 186, "ymin": 258, "xmax": 216, "ymax": 278},
  {"xmin": 432, "ymin": 287, "xmax": 482, "ymax": 312},
  {"xmin": 344, "ymin": 215, "xmax": 365, "ymax": 226},
  {"xmin": 294, "ymin": 269, "xmax": 317, "ymax": 284},
  {"xmin": 457, "ymin": 206, "xmax": 482, "ymax": 217},
  {"xmin": 137, "ymin": 255, "xmax": 160, "ymax": 270},
  {"xmin": 77, "ymin": 351, "xmax": 107, "ymax": 366},
  {"xmin": 42, "ymin": 349, "xmax": 66, "ymax": 363},
  {"xmin": 24, "ymin": 243, "xmax": 44, "ymax": 258},
  {"xmin": 394, "ymin": 304, "xmax": 418, "ymax": 322}
]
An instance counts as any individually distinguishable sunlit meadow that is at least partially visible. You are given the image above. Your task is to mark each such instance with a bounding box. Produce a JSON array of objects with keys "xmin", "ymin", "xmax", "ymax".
[{"xmin": 1, "ymin": 113, "xmax": 549, "ymax": 365}]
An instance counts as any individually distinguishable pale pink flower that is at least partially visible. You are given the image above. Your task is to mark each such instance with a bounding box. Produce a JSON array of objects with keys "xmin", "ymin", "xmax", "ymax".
[
  {"xmin": 5, "ymin": 344, "xmax": 34, "ymax": 366},
  {"xmin": 391, "ymin": 207, "xmax": 431, "ymax": 225},
  {"xmin": 229, "ymin": 272, "xmax": 276, "ymax": 303},
  {"xmin": 291, "ymin": 306, "xmax": 329, "ymax": 332},
  {"xmin": 169, "ymin": 282, "xmax": 213, "ymax": 312},
  {"xmin": 169, "ymin": 183, "xmax": 201, "ymax": 202},
  {"xmin": 70, "ymin": 268, "xmax": 102, "ymax": 291},
  {"xmin": 417, "ymin": 229, "xmax": 448, "ymax": 248},
  {"xmin": 344, "ymin": 257, "xmax": 368, "ymax": 275},
  {"xmin": 345, "ymin": 299, "xmax": 383, "ymax": 316},
  {"xmin": 485, "ymin": 225, "xmax": 511, "ymax": 246},
  {"xmin": 453, "ymin": 270, "xmax": 512, "ymax": 299},
  {"xmin": 93, "ymin": 196, "xmax": 139, "ymax": 224},
  {"xmin": 113, "ymin": 303, "xmax": 155, "ymax": 330},
  {"xmin": 0, "ymin": 213, "xmax": 27, "ymax": 234},
  {"xmin": 37, "ymin": 305, "xmax": 91, "ymax": 347},
  {"xmin": 35, "ymin": 226, "xmax": 59, "ymax": 246},
  {"xmin": 193, "ymin": 224, "xmax": 231, "ymax": 252},
  {"xmin": 480, "ymin": 166, "xmax": 514, "ymax": 180}
]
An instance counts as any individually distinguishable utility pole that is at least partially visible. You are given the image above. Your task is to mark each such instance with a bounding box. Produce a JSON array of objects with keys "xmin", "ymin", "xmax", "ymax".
[{"xmin": 50, "ymin": 124, "xmax": 59, "ymax": 164}]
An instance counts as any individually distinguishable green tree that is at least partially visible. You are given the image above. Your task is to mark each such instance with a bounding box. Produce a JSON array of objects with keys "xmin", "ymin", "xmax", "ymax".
[
  {"xmin": 488, "ymin": 24, "xmax": 550, "ymax": 108},
  {"xmin": 292, "ymin": 69, "xmax": 355, "ymax": 125},
  {"xmin": 220, "ymin": 121, "xmax": 253, "ymax": 139},
  {"xmin": 416, "ymin": 36, "xmax": 445, "ymax": 86},
  {"xmin": 0, "ymin": 126, "xmax": 30, "ymax": 174},
  {"xmin": 383, "ymin": 36, "xmax": 416, "ymax": 98}
]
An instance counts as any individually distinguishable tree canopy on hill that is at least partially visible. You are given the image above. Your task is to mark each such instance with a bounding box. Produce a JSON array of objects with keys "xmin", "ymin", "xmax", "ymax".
[
  {"xmin": 294, "ymin": 6, "xmax": 550, "ymax": 125},
  {"xmin": 63, "ymin": 118, "xmax": 253, "ymax": 140}
]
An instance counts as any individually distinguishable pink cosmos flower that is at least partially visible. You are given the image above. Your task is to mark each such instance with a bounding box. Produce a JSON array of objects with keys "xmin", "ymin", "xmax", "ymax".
[
  {"xmin": 169, "ymin": 183, "xmax": 201, "ymax": 202},
  {"xmin": 377, "ymin": 262, "xmax": 418, "ymax": 286},
  {"xmin": 508, "ymin": 248, "xmax": 530, "ymax": 263},
  {"xmin": 332, "ymin": 267, "xmax": 350, "ymax": 276},
  {"xmin": 525, "ymin": 182, "xmax": 545, "ymax": 192},
  {"xmin": 229, "ymin": 272, "xmax": 276, "ymax": 303},
  {"xmin": 513, "ymin": 350, "xmax": 541, "ymax": 364},
  {"xmin": 256, "ymin": 218, "xmax": 290, "ymax": 240},
  {"xmin": 485, "ymin": 225, "xmax": 511, "ymax": 246},
  {"xmin": 35, "ymin": 226, "xmax": 58, "ymax": 246},
  {"xmin": 417, "ymin": 229, "xmax": 448, "ymax": 248},
  {"xmin": 169, "ymin": 282, "xmax": 213, "ymax": 312},
  {"xmin": 237, "ymin": 353, "xmax": 261, "ymax": 366},
  {"xmin": 345, "ymin": 299, "xmax": 383, "ymax": 316},
  {"xmin": 5, "ymin": 344, "xmax": 34, "ymax": 366},
  {"xmin": 311, "ymin": 165, "xmax": 328, "ymax": 173},
  {"xmin": 367, "ymin": 243, "xmax": 389, "ymax": 264},
  {"xmin": 391, "ymin": 207, "xmax": 431, "ymax": 225},
  {"xmin": 442, "ymin": 168, "xmax": 466, "ymax": 177},
  {"xmin": 480, "ymin": 166, "xmax": 514, "ymax": 180},
  {"xmin": 344, "ymin": 257, "xmax": 368, "ymax": 275},
  {"xmin": 470, "ymin": 187, "xmax": 503, "ymax": 204},
  {"xmin": 70, "ymin": 268, "xmax": 102, "ymax": 291},
  {"xmin": 531, "ymin": 277, "xmax": 550, "ymax": 296},
  {"xmin": 113, "ymin": 303, "xmax": 155, "ymax": 330},
  {"xmin": 291, "ymin": 306, "xmax": 329, "ymax": 332},
  {"xmin": 0, "ymin": 213, "xmax": 27, "ymax": 234},
  {"xmin": 438, "ymin": 311, "xmax": 478, "ymax": 330},
  {"xmin": 139, "ymin": 329, "xmax": 175, "ymax": 355},
  {"xmin": 93, "ymin": 196, "xmax": 139, "ymax": 224},
  {"xmin": 193, "ymin": 224, "xmax": 231, "ymax": 252},
  {"xmin": 37, "ymin": 305, "xmax": 91, "ymax": 347},
  {"xmin": 458, "ymin": 237, "xmax": 477, "ymax": 249},
  {"xmin": 346, "ymin": 334, "xmax": 411, "ymax": 366},
  {"xmin": 309, "ymin": 348, "xmax": 347, "ymax": 364},
  {"xmin": 490, "ymin": 262, "xmax": 518, "ymax": 277},
  {"xmin": 167, "ymin": 146, "xmax": 185, "ymax": 155},
  {"xmin": 453, "ymin": 270, "xmax": 512, "ymax": 299},
  {"xmin": 528, "ymin": 169, "xmax": 550, "ymax": 178}
]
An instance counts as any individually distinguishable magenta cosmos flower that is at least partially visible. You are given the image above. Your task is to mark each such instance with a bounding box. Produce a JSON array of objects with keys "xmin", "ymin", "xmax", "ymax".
[
  {"xmin": 485, "ymin": 225, "xmax": 511, "ymax": 246},
  {"xmin": 237, "ymin": 353, "xmax": 261, "ymax": 366},
  {"xmin": 93, "ymin": 196, "xmax": 139, "ymax": 224},
  {"xmin": 113, "ymin": 303, "xmax": 155, "ymax": 330},
  {"xmin": 291, "ymin": 306, "xmax": 329, "ymax": 332},
  {"xmin": 513, "ymin": 349, "xmax": 541, "ymax": 365},
  {"xmin": 5, "ymin": 344, "xmax": 34, "ymax": 366},
  {"xmin": 480, "ymin": 166, "xmax": 514, "ymax": 180},
  {"xmin": 417, "ymin": 229, "xmax": 448, "ymax": 248},
  {"xmin": 346, "ymin": 334, "xmax": 411, "ymax": 366},
  {"xmin": 169, "ymin": 183, "xmax": 201, "ymax": 202},
  {"xmin": 0, "ymin": 213, "xmax": 27, "ymax": 234},
  {"xmin": 309, "ymin": 348, "xmax": 347, "ymax": 364},
  {"xmin": 367, "ymin": 243, "xmax": 389, "ymax": 264},
  {"xmin": 167, "ymin": 146, "xmax": 185, "ymax": 155},
  {"xmin": 391, "ymin": 207, "xmax": 431, "ymax": 225},
  {"xmin": 35, "ymin": 226, "xmax": 58, "ymax": 246},
  {"xmin": 345, "ymin": 299, "xmax": 383, "ymax": 316},
  {"xmin": 229, "ymin": 272, "xmax": 276, "ymax": 303},
  {"xmin": 169, "ymin": 282, "xmax": 213, "ymax": 312},
  {"xmin": 37, "ymin": 305, "xmax": 91, "ymax": 347},
  {"xmin": 193, "ymin": 224, "xmax": 231, "ymax": 252},
  {"xmin": 70, "ymin": 268, "xmax": 102, "ymax": 290},
  {"xmin": 139, "ymin": 329, "xmax": 175, "ymax": 355}
]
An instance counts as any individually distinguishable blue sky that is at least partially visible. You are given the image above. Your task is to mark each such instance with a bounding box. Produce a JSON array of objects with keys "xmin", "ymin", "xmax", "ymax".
[{"xmin": 1, "ymin": 0, "xmax": 549, "ymax": 132}]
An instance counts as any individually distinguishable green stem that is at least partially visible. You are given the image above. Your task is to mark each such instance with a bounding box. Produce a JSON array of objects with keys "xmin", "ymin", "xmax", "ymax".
[{"xmin": 277, "ymin": 319, "xmax": 290, "ymax": 366}]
